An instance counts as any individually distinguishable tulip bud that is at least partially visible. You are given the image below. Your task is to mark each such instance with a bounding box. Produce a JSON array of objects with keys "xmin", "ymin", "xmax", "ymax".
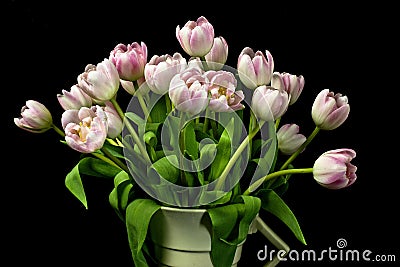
[
  {"xmin": 311, "ymin": 89, "xmax": 350, "ymax": 130},
  {"xmin": 237, "ymin": 47, "xmax": 274, "ymax": 90},
  {"xmin": 57, "ymin": 84, "xmax": 93, "ymax": 110},
  {"xmin": 205, "ymin": 70, "xmax": 244, "ymax": 112},
  {"xmin": 63, "ymin": 105, "xmax": 108, "ymax": 153},
  {"xmin": 176, "ymin": 16, "xmax": 215, "ymax": 57},
  {"xmin": 277, "ymin": 124, "xmax": 306, "ymax": 155},
  {"xmin": 271, "ymin": 72, "xmax": 305, "ymax": 105},
  {"xmin": 109, "ymin": 42, "xmax": 148, "ymax": 81},
  {"xmin": 205, "ymin": 36, "xmax": 228, "ymax": 71},
  {"xmin": 169, "ymin": 68, "xmax": 209, "ymax": 116},
  {"xmin": 14, "ymin": 100, "xmax": 53, "ymax": 133},
  {"xmin": 78, "ymin": 59, "xmax": 120, "ymax": 102},
  {"xmin": 313, "ymin": 148, "xmax": 357, "ymax": 189},
  {"xmin": 251, "ymin": 86, "xmax": 289, "ymax": 122},
  {"xmin": 144, "ymin": 53, "xmax": 187, "ymax": 95}
]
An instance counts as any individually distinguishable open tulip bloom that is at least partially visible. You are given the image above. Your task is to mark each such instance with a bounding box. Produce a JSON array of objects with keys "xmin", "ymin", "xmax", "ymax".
[{"xmin": 14, "ymin": 15, "xmax": 358, "ymax": 267}]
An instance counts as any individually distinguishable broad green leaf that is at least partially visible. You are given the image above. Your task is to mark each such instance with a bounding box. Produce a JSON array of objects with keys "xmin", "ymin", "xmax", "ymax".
[
  {"xmin": 109, "ymin": 171, "xmax": 133, "ymax": 220},
  {"xmin": 125, "ymin": 111, "xmax": 145, "ymax": 126},
  {"xmin": 257, "ymin": 189, "xmax": 306, "ymax": 245},
  {"xmin": 150, "ymin": 155, "xmax": 179, "ymax": 184},
  {"xmin": 103, "ymin": 140, "xmax": 125, "ymax": 159},
  {"xmin": 126, "ymin": 199, "xmax": 161, "ymax": 267},
  {"xmin": 65, "ymin": 157, "xmax": 121, "ymax": 209},
  {"xmin": 209, "ymin": 119, "xmax": 233, "ymax": 181},
  {"xmin": 149, "ymin": 95, "xmax": 167, "ymax": 123},
  {"xmin": 183, "ymin": 120, "xmax": 198, "ymax": 160}
]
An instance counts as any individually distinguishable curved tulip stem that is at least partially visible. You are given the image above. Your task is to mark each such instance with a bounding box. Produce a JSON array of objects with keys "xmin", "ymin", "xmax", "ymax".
[
  {"xmin": 133, "ymin": 80, "xmax": 152, "ymax": 123},
  {"xmin": 110, "ymin": 97, "xmax": 151, "ymax": 164},
  {"xmin": 243, "ymin": 168, "xmax": 313, "ymax": 195},
  {"xmin": 101, "ymin": 147, "xmax": 130, "ymax": 173},
  {"xmin": 52, "ymin": 124, "xmax": 65, "ymax": 137},
  {"xmin": 200, "ymin": 56, "xmax": 209, "ymax": 71},
  {"xmin": 279, "ymin": 126, "xmax": 320, "ymax": 171}
]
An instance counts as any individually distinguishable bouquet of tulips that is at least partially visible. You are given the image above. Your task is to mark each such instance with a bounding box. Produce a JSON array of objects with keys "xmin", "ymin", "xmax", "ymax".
[{"xmin": 14, "ymin": 15, "xmax": 358, "ymax": 266}]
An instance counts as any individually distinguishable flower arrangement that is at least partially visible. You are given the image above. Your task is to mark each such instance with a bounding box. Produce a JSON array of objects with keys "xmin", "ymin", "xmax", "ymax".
[{"xmin": 14, "ymin": 15, "xmax": 358, "ymax": 266}]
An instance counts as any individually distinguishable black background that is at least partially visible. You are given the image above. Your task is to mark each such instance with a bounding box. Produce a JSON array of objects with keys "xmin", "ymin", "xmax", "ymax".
[{"xmin": 3, "ymin": 1, "xmax": 399, "ymax": 266}]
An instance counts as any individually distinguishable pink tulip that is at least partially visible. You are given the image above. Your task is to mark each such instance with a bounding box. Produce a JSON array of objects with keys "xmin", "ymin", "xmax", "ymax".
[
  {"xmin": 313, "ymin": 148, "xmax": 357, "ymax": 189},
  {"xmin": 271, "ymin": 72, "xmax": 305, "ymax": 105},
  {"xmin": 169, "ymin": 67, "xmax": 209, "ymax": 116},
  {"xmin": 311, "ymin": 89, "xmax": 350, "ymax": 130},
  {"xmin": 14, "ymin": 100, "xmax": 53, "ymax": 133},
  {"xmin": 103, "ymin": 101, "xmax": 123, "ymax": 139},
  {"xmin": 205, "ymin": 70, "xmax": 244, "ymax": 112},
  {"xmin": 109, "ymin": 42, "xmax": 148, "ymax": 81},
  {"xmin": 237, "ymin": 47, "xmax": 274, "ymax": 90},
  {"xmin": 57, "ymin": 84, "xmax": 93, "ymax": 110},
  {"xmin": 277, "ymin": 124, "xmax": 306, "ymax": 155},
  {"xmin": 205, "ymin": 36, "xmax": 228, "ymax": 71},
  {"xmin": 176, "ymin": 16, "xmax": 215, "ymax": 57},
  {"xmin": 144, "ymin": 53, "xmax": 187, "ymax": 95},
  {"xmin": 78, "ymin": 59, "xmax": 120, "ymax": 102},
  {"xmin": 251, "ymin": 86, "xmax": 289, "ymax": 122},
  {"xmin": 63, "ymin": 105, "xmax": 108, "ymax": 153}
]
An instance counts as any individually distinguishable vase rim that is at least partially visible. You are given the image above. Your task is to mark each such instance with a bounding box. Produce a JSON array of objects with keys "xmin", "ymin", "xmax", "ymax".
[{"xmin": 161, "ymin": 206, "xmax": 207, "ymax": 213}]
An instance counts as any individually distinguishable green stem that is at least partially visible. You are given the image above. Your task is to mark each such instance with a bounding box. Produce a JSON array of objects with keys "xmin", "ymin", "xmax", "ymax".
[
  {"xmin": 133, "ymin": 80, "xmax": 152, "ymax": 123},
  {"xmin": 92, "ymin": 152, "xmax": 122, "ymax": 170},
  {"xmin": 179, "ymin": 113, "xmax": 187, "ymax": 186},
  {"xmin": 203, "ymin": 108, "xmax": 210, "ymax": 132},
  {"xmin": 275, "ymin": 117, "xmax": 281, "ymax": 130},
  {"xmin": 52, "ymin": 124, "xmax": 65, "ymax": 137},
  {"xmin": 243, "ymin": 168, "xmax": 313, "ymax": 195},
  {"xmin": 200, "ymin": 56, "xmax": 209, "ymax": 71},
  {"xmin": 110, "ymin": 97, "xmax": 151, "ymax": 164},
  {"xmin": 101, "ymin": 147, "xmax": 129, "ymax": 173},
  {"xmin": 215, "ymin": 120, "xmax": 265, "ymax": 190},
  {"xmin": 279, "ymin": 126, "xmax": 320, "ymax": 171}
]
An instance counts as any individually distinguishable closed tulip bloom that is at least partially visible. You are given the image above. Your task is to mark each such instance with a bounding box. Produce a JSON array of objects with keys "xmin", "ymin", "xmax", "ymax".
[
  {"xmin": 78, "ymin": 59, "xmax": 120, "ymax": 102},
  {"xmin": 63, "ymin": 105, "xmax": 108, "ymax": 153},
  {"xmin": 311, "ymin": 89, "xmax": 350, "ymax": 130},
  {"xmin": 205, "ymin": 70, "xmax": 244, "ymax": 112},
  {"xmin": 277, "ymin": 124, "xmax": 306, "ymax": 155},
  {"xmin": 176, "ymin": 16, "xmax": 215, "ymax": 57},
  {"xmin": 169, "ymin": 68, "xmax": 209, "ymax": 115},
  {"xmin": 205, "ymin": 36, "xmax": 228, "ymax": 71},
  {"xmin": 144, "ymin": 53, "xmax": 187, "ymax": 95},
  {"xmin": 313, "ymin": 148, "xmax": 357, "ymax": 189},
  {"xmin": 14, "ymin": 100, "xmax": 53, "ymax": 133},
  {"xmin": 237, "ymin": 47, "xmax": 274, "ymax": 90},
  {"xmin": 103, "ymin": 101, "xmax": 123, "ymax": 139},
  {"xmin": 271, "ymin": 72, "xmax": 305, "ymax": 105},
  {"xmin": 251, "ymin": 86, "xmax": 289, "ymax": 122},
  {"xmin": 110, "ymin": 42, "xmax": 148, "ymax": 81},
  {"xmin": 57, "ymin": 84, "xmax": 93, "ymax": 110}
]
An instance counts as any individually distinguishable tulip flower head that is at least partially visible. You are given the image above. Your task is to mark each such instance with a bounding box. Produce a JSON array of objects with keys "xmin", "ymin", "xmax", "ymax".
[
  {"xmin": 311, "ymin": 89, "xmax": 350, "ymax": 130},
  {"xmin": 62, "ymin": 105, "xmax": 108, "ymax": 153},
  {"xmin": 144, "ymin": 53, "xmax": 188, "ymax": 95},
  {"xmin": 169, "ymin": 67, "xmax": 209, "ymax": 116},
  {"xmin": 271, "ymin": 72, "xmax": 305, "ymax": 105},
  {"xmin": 14, "ymin": 100, "xmax": 53, "ymax": 133},
  {"xmin": 237, "ymin": 47, "xmax": 274, "ymax": 90},
  {"xmin": 176, "ymin": 16, "xmax": 215, "ymax": 58},
  {"xmin": 251, "ymin": 86, "xmax": 289, "ymax": 122},
  {"xmin": 205, "ymin": 36, "xmax": 228, "ymax": 71},
  {"xmin": 313, "ymin": 148, "xmax": 357, "ymax": 189},
  {"xmin": 57, "ymin": 84, "xmax": 93, "ymax": 111},
  {"xmin": 110, "ymin": 42, "xmax": 148, "ymax": 82},
  {"xmin": 78, "ymin": 59, "xmax": 120, "ymax": 102},
  {"xmin": 277, "ymin": 124, "xmax": 306, "ymax": 155}
]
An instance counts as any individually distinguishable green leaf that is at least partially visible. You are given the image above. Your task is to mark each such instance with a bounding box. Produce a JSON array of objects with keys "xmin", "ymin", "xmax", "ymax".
[
  {"xmin": 257, "ymin": 189, "xmax": 306, "ymax": 245},
  {"xmin": 126, "ymin": 199, "xmax": 161, "ymax": 267},
  {"xmin": 149, "ymin": 95, "xmax": 167, "ymax": 123},
  {"xmin": 144, "ymin": 131, "xmax": 157, "ymax": 147},
  {"xmin": 209, "ymin": 119, "xmax": 233, "ymax": 181},
  {"xmin": 183, "ymin": 120, "xmax": 198, "ymax": 160},
  {"xmin": 207, "ymin": 196, "xmax": 261, "ymax": 267},
  {"xmin": 109, "ymin": 171, "xmax": 133, "ymax": 220},
  {"xmin": 65, "ymin": 157, "xmax": 121, "ymax": 209},
  {"xmin": 150, "ymin": 155, "xmax": 180, "ymax": 184}
]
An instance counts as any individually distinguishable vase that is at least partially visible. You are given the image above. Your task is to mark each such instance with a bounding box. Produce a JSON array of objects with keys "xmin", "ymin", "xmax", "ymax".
[{"xmin": 148, "ymin": 206, "xmax": 290, "ymax": 267}]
